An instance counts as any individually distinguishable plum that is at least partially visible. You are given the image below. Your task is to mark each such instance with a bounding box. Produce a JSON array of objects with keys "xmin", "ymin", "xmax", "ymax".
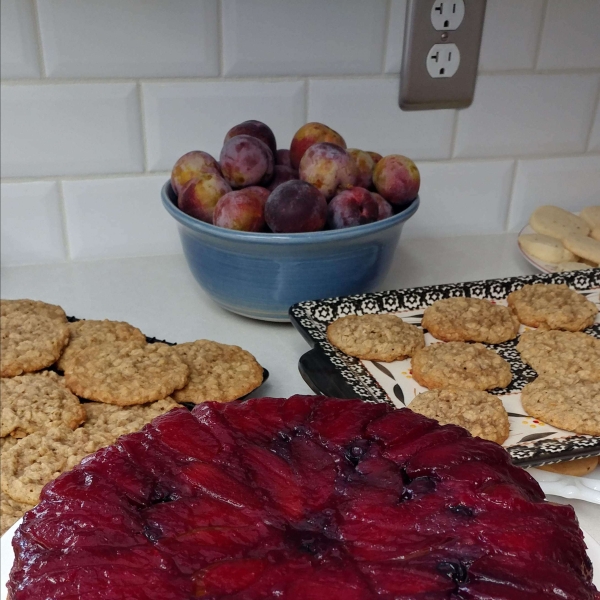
[
  {"xmin": 299, "ymin": 143, "xmax": 357, "ymax": 200},
  {"xmin": 290, "ymin": 122, "xmax": 346, "ymax": 169},
  {"xmin": 220, "ymin": 135, "xmax": 274, "ymax": 189},
  {"xmin": 171, "ymin": 150, "xmax": 221, "ymax": 195},
  {"xmin": 267, "ymin": 165, "xmax": 299, "ymax": 192},
  {"xmin": 178, "ymin": 173, "xmax": 232, "ymax": 223},
  {"xmin": 224, "ymin": 120, "xmax": 277, "ymax": 157},
  {"xmin": 213, "ymin": 188, "xmax": 267, "ymax": 232},
  {"xmin": 276, "ymin": 149, "xmax": 292, "ymax": 167},
  {"xmin": 373, "ymin": 155, "xmax": 420, "ymax": 206},
  {"xmin": 264, "ymin": 180, "xmax": 327, "ymax": 233},
  {"xmin": 327, "ymin": 188, "xmax": 379, "ymax": 229},
  {"xmin": 371, "ymin": 192, "xmax": 394, "ymax": 220},
  {"xmin": 348, "ymin": 149, "xmax": 375, "ymax": 189},
  {"xmin": 367, "ymin": 151, "xmax": 383, "ymax": 164}
]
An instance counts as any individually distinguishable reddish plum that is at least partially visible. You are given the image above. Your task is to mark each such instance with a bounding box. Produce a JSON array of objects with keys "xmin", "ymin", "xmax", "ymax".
[
  {"xmin": 213, "ymin": 188, "xmax": 267, "ymax": 232},
  {"xmin": 220, "ymin": 135, "xmax": 274, "ymax": 189},
  {"xmin": 264, "ymin": 180, "xmax": 327, "ymax": 233},
  {"xmin": 178, "ymin": 173, "xmax": 232, "ymax": 223},
  {"xmin": 371, "ymin": 192, "xmax": 393, "ymax": 220},
  {"xmin": 276, "ymin": 149, "xmax": 292, "ymax": 167},
  {"xmin": 171, "ymin": 150, "xmax": 221, "ymax": 195},
  {"xmin": 327, "ymin": 187, "xmax": 379, "ymax": 229},
  {"xmin": 267, "ymin": 165, "xmax": 299, "ymax": 192},
  {"xmin": 299, "ymin": 143, "xmax": 357, "ymax": 200},
  {"xmin": 367, "ymin": 151, "xmax": 383, "ymax": 164},
  {"xmin": 348, "ymin": 148, "xmax": 375, "ymax": 189},
  {"xmin": 290, "ymin": 122, "xmax": 346, "ymax": 169},
  {"xmin": 373, "ymin": 154, "xmax": 420, "ymax": 206},
  {"xmin": 224, "ymin": 120, "xmax": 277, "ymax": 157}
]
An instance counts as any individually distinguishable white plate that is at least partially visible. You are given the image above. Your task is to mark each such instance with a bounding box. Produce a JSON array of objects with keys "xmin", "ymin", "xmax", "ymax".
[
  {"xmin": 529, "ymin": 464, "xmax": 600, "ymax": 504},
  {"xmin": 2, "ymin": 519, "xmax": 600, "ymax": 597}
]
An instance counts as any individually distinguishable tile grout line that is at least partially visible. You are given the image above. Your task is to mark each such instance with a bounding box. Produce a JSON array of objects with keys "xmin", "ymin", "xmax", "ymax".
[
  {"xmin": 380, "ymin": 0, "xmax": 393, "ymax": 75},
  {"xmin": 217, "ymin": 0, "xmax": 225, "ymax": 77},
  {"xmin": 56, "ymin": 180, "xmax": 72, "ymax": 261},
  {"xmin": 1, "ymin": 172, "xmax": 172, "ymax": 184},
  {"xmin": 137, "ymin": 82, "xmax": 150, "ymax": 172},
  {"xmin": 532, "ymin": 0, "xmax": 549, "ymax": 71},
  {"xmin": 503, "ymin": 160, "xmax": 520, "ymax": 233},
  {"xmin": 31, "ymin": 0, "xmax": 47, "ymax": 78},
  {"xmin": 584, "ymin": 81, "xmax": 600, "ymax": 152},
  {"xmin": 448, "ymin": 110, "xmax": 460, "ymax": 159}
]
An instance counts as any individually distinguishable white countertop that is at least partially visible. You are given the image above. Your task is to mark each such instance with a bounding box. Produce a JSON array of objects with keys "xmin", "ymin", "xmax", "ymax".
[{"xmin": 2, "ymin": 232, "xmax": 599, "ymax": 541}]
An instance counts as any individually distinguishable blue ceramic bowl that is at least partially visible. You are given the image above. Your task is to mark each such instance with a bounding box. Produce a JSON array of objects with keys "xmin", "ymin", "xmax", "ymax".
[{"xmin": 161, "ymin": 182, "xmax": 419, "ymax": 321}]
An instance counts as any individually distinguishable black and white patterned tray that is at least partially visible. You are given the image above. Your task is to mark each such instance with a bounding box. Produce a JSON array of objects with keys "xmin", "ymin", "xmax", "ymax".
[{"xmin": 289, "ymin": 270, "xmax": 600, "ymax": 468}]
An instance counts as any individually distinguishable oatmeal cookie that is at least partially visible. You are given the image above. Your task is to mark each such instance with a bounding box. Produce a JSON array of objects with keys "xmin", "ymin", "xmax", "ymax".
[
  {"xmin": 517, "ymin": 329, "xmax": 600, "ymax": 382},
  {"xmin": 409, "ymin": 388, "xmax": 509, "ymax": 444},
  {"xmin": 1, "ymin": 313, "xmax": 70, "ymax": 377},
  {"xmin": 422, "ymin": 298, "xmax": 519, "ymax": 344},
  {"xmin": 1, "ymin": 488, "xmax": 33, "ymax": 535},
  {"xmin": 507, "ymin": 284, "xmax": 597, "ymax": 331},
  {"xmin": 521, "ymin": 374, "xmax": 600, "ymax": 436},
  {"xmin": 0, "ymin": 299, "xmax": 66, "ymax": 323},
  {"xmin": 1, "ymin": 371, "xmax": 85, "ymax": 438},
  {"xmin": 64, "ymin": 341, "xmax": 189, "ymax": 406},
  {"xmin": 326, "ymin": 314, "xmax": 425, "ymax": 362},
  {"xmin": 57, "ymin": 319, "xmax": 146, "ymax": 372},
  {"xmin": 411, "ymin": 342, "xmax": 512, "ymax": 391},
  {"xmin": 173, "ymin": 340, "xmax": 264, "ymax": 404}
]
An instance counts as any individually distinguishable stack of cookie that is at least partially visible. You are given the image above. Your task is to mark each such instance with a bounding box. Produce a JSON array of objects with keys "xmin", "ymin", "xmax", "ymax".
[{"xmin": 0, "ymin": 298, "xmax": 264, "ymax": 534}]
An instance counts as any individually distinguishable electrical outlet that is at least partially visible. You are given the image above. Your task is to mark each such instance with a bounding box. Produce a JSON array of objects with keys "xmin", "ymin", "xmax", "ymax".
[
  {"xmin": 427, "ymin": 43, "xmax": 460, "ymax": 78},
  {"xmin": 400, "ymin": 0, "xmax": 487, "ymax": 110},
  {"xmin": 431, "ymin": 0, "xmax": 465, "ymax": 31}
]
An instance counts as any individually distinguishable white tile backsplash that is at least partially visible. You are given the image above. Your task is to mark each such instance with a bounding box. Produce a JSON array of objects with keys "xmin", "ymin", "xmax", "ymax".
[
  {"xmin": 537, "ymin": 0, "xmax": 600, "ymax": 70},
  {"xmin": 405, "ymin": 160, "xmax": 515, "ymax": 239},
  {"xmin": 0, "ymin": 181, "xmax": 66, "ymax": 266},
  {"xmin": 1, "ymin": 83, "xmax": 144, "ymax": 177},
  {"xmin": 0, "ymin": 0, "xmax": 41, "ymax": 79},
  {"xmin": 589, "ymin": 102, "xmax": 600, "ymax": 153},
  {"xmin": 222, "ymin": 0, "xmax": 387, "ymax": 77},
  {"xmin": 37, "ymin": 0, "xmax": 219, "ymax": 78},
  {"xmin": 508, "ymin": 155, "xmax": 600, "ymax": 231},
  {"xmin": 454, "ymin": 74, "xmax": 599, "ymax": 158},
  {"xmin": 308, "ymin": 79, "xmax": 455, "ymax": 159},
  {"xmin": 384, "ymin": 0, "xmax": 407, "ymax": 75},
  {"xmin": 143, "ymin": 80, "xmax": 305, "ymax": 171},
  {"xmin": 479, "ymin": 0, "xmax": 544, "ymax": 72},
  {"xmin": 62, "ymin": 176, "xmax": 181, "ymax": 260}
]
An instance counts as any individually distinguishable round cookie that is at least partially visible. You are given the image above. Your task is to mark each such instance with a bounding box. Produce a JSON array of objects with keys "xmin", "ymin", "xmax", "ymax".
[
  {"xmin": 580, "ymin": 206, "xmax": 600, "ymax": 229},
  {"xmin": 556, "ymin": 262, "xmax": 594, "ymax": 272},
  {"xmin": 1, "ymin": 488, "xmax": 33, "ymax": 535},
  {"xmin": 521, "ymin": 374, "xmax": 600, "ymax": 436},
  {"xmin": 173, "ymin": 340, "xmax": 264, "ymax": 404},
  {"xmin": 591, "ymin": 226, "xmax": 600, "ymax": 242},
  {"xmin": 422, "ymin": 298, "xmax": 519, "ymax": 344},
  {"xmin": 411, "ymin": 342, "xmax": 512, "ymax": 391},
  {"xmin": 1, "ymin": 371, "xmax": 86, "ymax": 438},
  {"xmin": 1, "ymin": 313, "xmax": 70, "ymax": 377},
  {"xmin": 518, "ymin": 233, "xmax": 575, "ymax": 265},
  {"xmin": 64, "ymin": 341, "xmax": 189, "ymax": 406},
  {"xmin": 507, "ymin": 284, "xmax": 597, "ymax": 331},
  {"xmin": 563, "ymin": 233, "xmax": 600, "ymax": 266},
  {"xmin": 409, "ymin": 388, "xmax": 509, "ymax": 444},
  {"xmin": 326, "ymin": 314, "xmax": 425, "ymax": 362},
  {"xmin": 537, "ymin": 456, "xmax": 598, "ymax": 477},
  {"xmin": 517, "ymin": 329, "xmax": 600, "ymax": 382},
  {"xmin": 0, "ymin": 299, "xmax": 66, "ymax": 323},
  {"xmin": 57, "ymin": 319, "xmax": 147, "ymax": 372},
  {"xmin": 529, "ymin": 205, "xmax": 590, "ymax": 240}
]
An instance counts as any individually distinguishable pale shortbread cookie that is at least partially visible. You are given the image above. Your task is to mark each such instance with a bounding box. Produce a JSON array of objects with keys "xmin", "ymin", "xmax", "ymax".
[
  {"xmin": 1, "ymin": 313, "xmax": 70, "ymax": 378},
  {"xmin": 64, "ymin": 341, "xmax": 189, "ymax": 406},
  {"xmin": 521, "ymin": 374, "xmax": 600, "ymax": 436},
  {"xmin": 518, "ymin": 234, "xmax": 576, "ymax": 265},
  {"xmin": 422, "ymin": 298, "xmax": 519, "ymax": 344},
  {"xmin": 537, "ymin": 456, "xmax": 598, "ymax": 477},
  {"xmin": 173, "ymin": 340, "xmax": 264, "ymax": 404},
  {"xmin": 517, "ymin": 330, "xmax": 600, "ymax": 382},
  {"xmin": 411, "ymin": 342, "xmax": 512, "ymax": 391},
  {"xmin": 326, "ymin": 314, "xmax": 425, "ymax": 362},
  {"xmin": 557, "ymin": 262, "xmax": 594, "ymax": 272},
  {"xmin": 57, "ymin": 319, "xmax": 146, "ymax": 372},
  {"xmin": 409, "ymin": 388, "xmax": 509, "ymax": 444},
  {"xmin": 591, "ymin": 227, "xmax": 600, "ymax": 242},
  {"xmin": 0, "ymin": 299, "xmax": 66, "ymax": 323},
  {"xmin": 1, "ymin": 488, "xmax": 33, "ymax": 535},
  {"xmin": 563, "ymin": 233, "xmax": 600, "ymax": 265},
  {"xmin": 581, "ymin": 206, "xmax": 600, "ymax": 229},
  {"xmin": 529, "ymin": 205, "xmax": 590, "ymax": 240},
  {"xmin": 507, "ymin": 284, "xmax": 597, "ymax": 331},
  {"xmin": 1, "ymin": 371, "xmax": 86, "ymax": 438}
]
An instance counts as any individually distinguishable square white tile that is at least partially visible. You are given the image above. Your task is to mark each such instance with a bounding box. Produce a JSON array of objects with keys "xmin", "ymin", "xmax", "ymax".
[
  {"xmin": 537, "ymin": 0, "xmax": 600, "ymax": 70},
  {"xmin": 1, "ymin": 0, "xmax": 41, "ymax": 79},
  {"xmin": 62, "ymin": 176, "xmax": 182, "ymax": 261},
  {"xmin": 508, "ymin": 155, "xmax": 600, "ymax": 231},
  {"xmin": 454, "ymin": 74, "xmax": 599, "ymax": 158},
  {"xmin": 383, "ymin": 0, "xmax": 407, "ymax": 75},
  {"xmin": 143, "ymin": 81, "xmax": 305, "ymax": 171},
  {"xmin": 404, "ymin": 160, "xmax": 514, "ymax": 239},
  {"xmin": 479, "ymin": 0, "xmax": 544, "ymax": 72},
  {"xmin": 1, "ymin": 83, "xmax": 144, "ymax": 178},
  {"xmin": 222, "ymin": 0, "xmax": 387, "ymax": 76},
  {"xmin": 0, "ymin": 181, "xmax": 67, "ymax": 266},
  {"xmin": 37, "ymin": 0, "xmax": 219, "ymax": 78},
  {"xmin": 308, "ymin": 78, "xmax": 455, "ymax": 159},
  {"xmin": 589, "ymin": 102, "xmax": 600, "ymax": 153}
]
